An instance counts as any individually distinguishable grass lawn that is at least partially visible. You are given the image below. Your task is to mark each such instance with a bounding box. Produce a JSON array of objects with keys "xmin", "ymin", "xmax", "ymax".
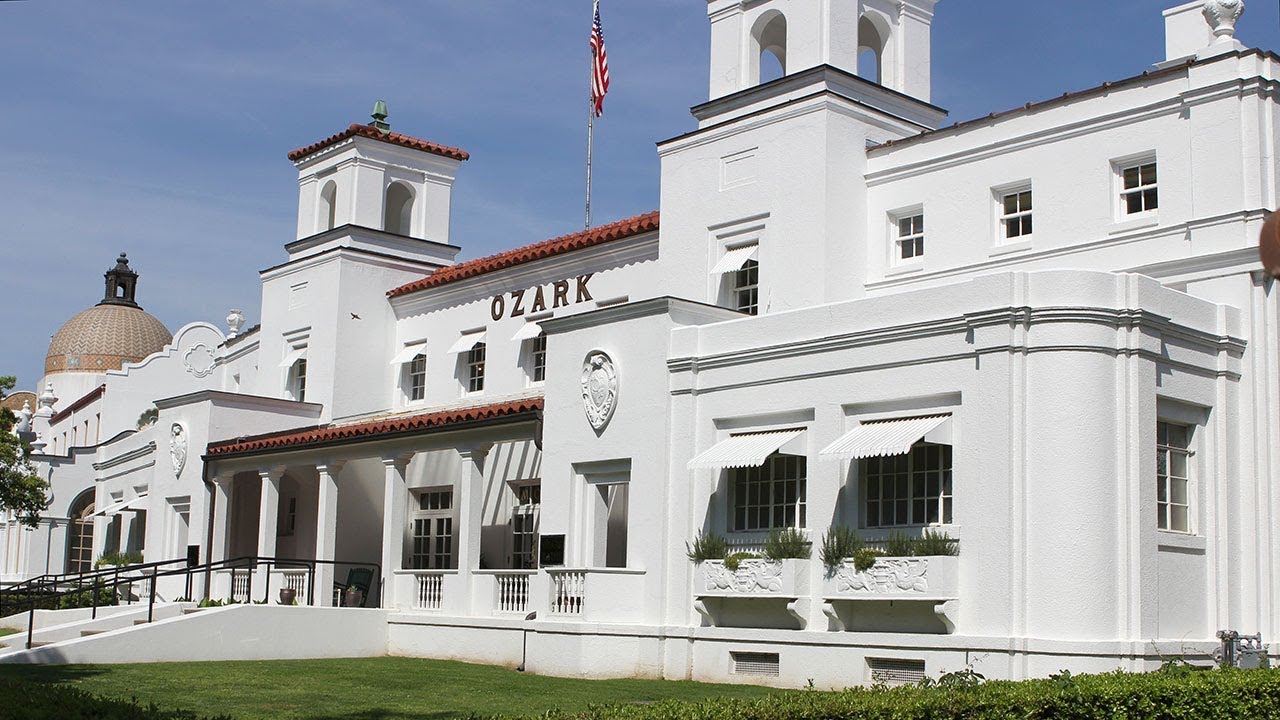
[
  {"xmin": 0, "ymin": 628, "xmax": 17, "ymax": 637},
  {"xmin": 0, "ymin": 656, "xmax": 780, "ymax": 719}
]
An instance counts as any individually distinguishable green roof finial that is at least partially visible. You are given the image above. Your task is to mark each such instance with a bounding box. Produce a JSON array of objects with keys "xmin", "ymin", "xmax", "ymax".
[{"xmin": 371, "ymin": 100, "xmax": 390, "ymax": 135}]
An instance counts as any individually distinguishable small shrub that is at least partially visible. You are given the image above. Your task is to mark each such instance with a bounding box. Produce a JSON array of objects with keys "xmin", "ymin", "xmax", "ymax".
[
  {"xmin": 95, "ymin": 550, "xmax": 144, "ymax": 569},
  {"xmin": 913, "ymin": 529, "xmax": 958, "ymax": 556},
  {"xmin": 685, "ymin": 531, "xmax": 729, "ymax": 563},
  {"xmin": 763, "ymin": 528, "xmax": 811, "ymax": 561},
  {"xmin": 851, "ymin": 546, "xmax": 883, "ymax": 572},
  {"xmin": 819, "ymin": 526, "xmax": 863, "ymax": 568},
  {"xmin": 723, "ymin": 552, "xmax": 758, "ymax": 571},
  {"xmin": 884, "ymin": 531, "xmax": 914, "ymax": 557},
  {"xmin": 0, "ymin": 677, "xmax": 231, "ymax": 719}
]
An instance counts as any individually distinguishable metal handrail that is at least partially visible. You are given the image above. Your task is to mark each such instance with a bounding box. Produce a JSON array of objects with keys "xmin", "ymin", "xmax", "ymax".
[{"xmin": 12, "ymin": 555, "xmax": 382, "ymax": 651}]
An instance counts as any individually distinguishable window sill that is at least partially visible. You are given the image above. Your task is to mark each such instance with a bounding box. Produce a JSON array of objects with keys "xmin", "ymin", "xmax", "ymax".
[
  {"xmin": 1156, "ymin": 531, "xmax": 1205, "ymax": 553},
  {"xmin": 989, "ymin": 240, "xmax": 1033, "ymax": 257},
  {"xmin": 1109, "ymin": 214, "xmax": 1159, "ymax": 235},
  {"xmin": 885, "ymin": 261, "xmax": 925, "ymax": 278},
  {"xmin": 861, "ymin": 524, "xmax": 962, "ymax": 543}
]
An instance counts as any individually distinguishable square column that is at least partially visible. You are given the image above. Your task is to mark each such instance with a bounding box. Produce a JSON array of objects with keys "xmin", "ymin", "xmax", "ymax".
[
  {"xmin": 256, "ymin": 468, "xmax": 285, "ymax": 600},
  {"xmin": 381, "ymin": 454, "xmax": 412, "ymax": 608},
  {"xmin": 209, "ymin": 475, "xmax": 234, "ymax": 564},
  {"xmin": 455, "ymin": 445, "xmax": 490, "ymax": 613},
  {"xmin": 314, "ymin": 461, "xmax": 344, "ymax": 607}
]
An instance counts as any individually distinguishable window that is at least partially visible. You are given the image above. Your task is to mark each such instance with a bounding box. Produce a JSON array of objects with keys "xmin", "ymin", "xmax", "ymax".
[
  {"xmin": 895, "ymin": 213, "xmax": 925, "ymax": 261},
  {"xmin": 466, "ymin": 343, "xmax": 486, "ymax": 393},
  {"xmin": 999, "ymin": 188, "xmax": 1033, "ymax": 240},
  {"xmin": 734, "ymin": 259, "xmax": 759, "ymax": 315},
  {"xmin": 529, "ymin": 335, "xmax": 547, "ymax": 384},
  {"xmin": 1157, "ymin": 421, "xmax": 1191, "ymax": 533},
  {"xmin": 288, "ymin": 358, "xmax": 308, "ymax": 402},
  {"xmin": 863, "ymin": 443, "xmax": 952, "ymax": 528},
  {"xmin": 512, "ymin": 482, "xmax": 541, "ymax": 569},
  {"xmin": 732, "ymin": 453, "xmax": 806, "ymax": 531},
  {"xmin": 279, "ymin": 497, "xmax": 297, "ymax": 537},
  {"xmin": 1121, "ymin": 161, "xmax": 1158, "ymax": 215},
  {"xmin": 411, "ymin": 489, "xmax": 454, "ymax": 569},
  {"xmin": 65, "ymin": 491, "xmax": 95, "ymax": 575},
  {"xmin": 406, "ymin": 354, "xmax": 427, "ymax": 402}
]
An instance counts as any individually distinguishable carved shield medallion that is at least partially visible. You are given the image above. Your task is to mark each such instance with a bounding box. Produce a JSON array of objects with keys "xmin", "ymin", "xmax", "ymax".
[
  {"xmin": 170, "ymin": 423, "xmax": 188, "ymax": 479},
  {"xmin": 581, "ymin": 351, "xmax": 618, "ymax": 431}
]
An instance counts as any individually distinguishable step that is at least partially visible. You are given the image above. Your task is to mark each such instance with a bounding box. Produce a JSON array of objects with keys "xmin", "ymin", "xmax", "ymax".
[
  {"xmin": 79, "ymin": 629, "xmax": 105, "ymax": 637},
  {"xmin": 27, "ymin": 641, "xmax": 50, "ymax": 648},
  {"xmin": 132, "ymin": 619, "xmax": 150, "ymax": 626},
  {"xmin": 182, "ymin": 608, "xmax": 204, "ymax": 615}
]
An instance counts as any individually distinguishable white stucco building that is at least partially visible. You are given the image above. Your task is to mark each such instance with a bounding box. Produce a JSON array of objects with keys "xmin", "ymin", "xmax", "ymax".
[{"xmin": 3, "ymin": 0, "xmax": 1278, "ymax": 687}]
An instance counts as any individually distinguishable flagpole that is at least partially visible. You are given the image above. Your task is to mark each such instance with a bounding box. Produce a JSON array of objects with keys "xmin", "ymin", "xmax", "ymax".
[{"xmin": 586, "ymin": 99, "xmax": 594, "ymax": 231}]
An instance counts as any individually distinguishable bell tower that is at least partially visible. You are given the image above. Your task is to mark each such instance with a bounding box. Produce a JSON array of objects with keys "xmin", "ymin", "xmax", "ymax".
[{"xmin": 707, "ymin": 0, "xmax": 938, "ymax": 102}]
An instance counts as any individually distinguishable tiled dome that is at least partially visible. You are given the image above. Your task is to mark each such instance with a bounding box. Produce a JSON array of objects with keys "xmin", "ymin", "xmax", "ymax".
[
  {"xmin": 44, "ymin": 253, "xmax": 172, "ymax": 375},
  {"xmin": 44, "ymin": 304, "xmax": 172, "ymax": 375}
]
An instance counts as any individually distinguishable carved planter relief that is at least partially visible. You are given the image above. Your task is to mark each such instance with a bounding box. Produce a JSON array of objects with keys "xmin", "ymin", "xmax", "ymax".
[
  {"xmin": 826, "ymin": 556, "xmax": 958, "ymax": 600},
  {"xmin": 697, "ymin": 558, "xmax": 808, "ymax": 597}
]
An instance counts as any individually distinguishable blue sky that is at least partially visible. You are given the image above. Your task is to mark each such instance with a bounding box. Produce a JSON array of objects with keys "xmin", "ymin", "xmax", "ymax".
[{"xmin": 1, "ymin": 0, "xmax": 1276, "ymax": 393}]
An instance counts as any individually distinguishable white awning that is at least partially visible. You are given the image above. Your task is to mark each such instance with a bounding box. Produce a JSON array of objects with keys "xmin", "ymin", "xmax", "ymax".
[
  {"xmin": 820, "ymin": 415, "xmax": 952, "ymax": 460},
  {"xmin": 447, "ymin": 331, "xmax": 486, "ymax": 355},
  {"xmin": 688, "ymin": 429, "xmax": 804, "ymax": 470},
  {"xmin": 511, "ymin": 322, "xmax": 544, "ymax": 342},
  {"xmin": 92, "ymin": 493, "xmax": 148, "ymax": 518},
  {"xmin": 120, "ymin": 494, "xmax": 149, "ymax": 513},
  {"xmin": 390, "ymin": 341, "xmax": 429, "ymax": 365},
  {"xmin": 279, "ymin": 346, "xmax": 308, "ymax": 368},
  {"xmin": 709, "ymin": 244, "xmax": 759, "ymax": 275}
]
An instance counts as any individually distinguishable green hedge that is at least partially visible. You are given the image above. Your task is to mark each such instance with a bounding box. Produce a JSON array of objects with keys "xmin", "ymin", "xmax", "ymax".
[
  {"xmin": 0, "ymin": 679, "xmax": 230, "ymax": 720},
  {"xmin": 534, "ymin": 668, "xmax": 1280, "ymax": 720}
]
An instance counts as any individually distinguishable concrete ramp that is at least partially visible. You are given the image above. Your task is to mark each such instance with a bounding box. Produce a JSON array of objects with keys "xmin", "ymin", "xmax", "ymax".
[
  {"xmin": 0, "ymin": 605, "xmax": 388, "ymax": 665},
  {"xmin": 0, "ymin": 603, "xmax": 192, "ymax": 657}
]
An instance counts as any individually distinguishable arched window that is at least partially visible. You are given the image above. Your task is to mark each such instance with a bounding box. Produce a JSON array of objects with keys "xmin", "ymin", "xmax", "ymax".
[
  {"xmin": 66, "ymin": 490, "xmax": 95, "ymax": 575},
  {"xmin": 319, "ymin": 180, "xmax": 338, "ymax": 231},
  {"xmin": 857, "ymin": 15, "xmax": 887, "ymax": 84},
  {"xmin": 750, "ymin": 11, "xmax": 787, "ymax": 86},
  {"xmin": 384, "ymin": 182, "xmax": 414, "ymax": 236}
]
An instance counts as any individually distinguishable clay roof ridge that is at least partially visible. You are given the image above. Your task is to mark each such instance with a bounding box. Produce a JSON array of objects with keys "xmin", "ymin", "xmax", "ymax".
[
  {"xmin": 287, "ymin": 123, "xmax": 469, "ymax": 163},
  {"xmin": 388, "ymin": 211, "xmax": 660, "ymax": 299}
]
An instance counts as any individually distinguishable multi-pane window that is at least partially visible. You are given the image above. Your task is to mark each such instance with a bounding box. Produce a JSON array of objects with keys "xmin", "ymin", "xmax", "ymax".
[
  {"xmin": 530, "ymin": 335, "xmax": 547, "ymax": 384},
  {"xmin": 407, "ymin": 354, "xmax": 427, "ymax": 401},
  {"xmin": 1122, "ymin": 162, "xmax": 1158, "ymax": 215},
  {"xmin": 863, "ymin": 444, "xmax": 953, "ymax": 528},
  {"xmin": 411, "ymin": 489, "xmax": 454, "ymax": 569},
  {"xmin": 466, "ymin": 343, "xmax": 486, "ymax": 393},
  {"xmin": 732, "ymin": 454, "xmax": 806, "ymax": 531},
  {"xmin": 734, "ymin": 259, "xmax": 759, "ymax": 316},
  {"xmin": 512, "ymin": 483, "xmax": 541, "ymax": 570},
  {"xmin": 896, "ymin": 214, "xmax": 925, "ymax": 261},
  {"xmin": 289, "ymin": 359, "xmax": 308, "ymax": 402},
  {"xmin": 1157, "ymin": 422, "xmax": 1191, "ymax": 533},
  {"xmin": 1000, "ymin": 190, "xmax": 1033, "ymax": 240}
]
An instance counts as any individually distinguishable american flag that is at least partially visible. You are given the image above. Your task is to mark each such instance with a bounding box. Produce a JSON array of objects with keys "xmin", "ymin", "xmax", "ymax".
[{"xmin": 590, "ymin": 0, "xmax": 610, "ymax": 117}]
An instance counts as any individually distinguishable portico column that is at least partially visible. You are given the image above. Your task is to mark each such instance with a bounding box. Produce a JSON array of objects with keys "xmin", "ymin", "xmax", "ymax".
[
  {"xmin": 209, "ymin": 474, "xmax": 233, "ymax": 564},
  {"xmin": 456, "ymin": 445, "xmax": 490, "ymax": 613},
  {"xmin": 314, "ymin": 461, "xmax": 344, "ymax": 607},
  {"xmin": 380, "ymin": 454, "xmax": 412, "ymax": 608},
  {"xmin": 256, "ymin": 468, "xmax": 284, "ymax": 559}
]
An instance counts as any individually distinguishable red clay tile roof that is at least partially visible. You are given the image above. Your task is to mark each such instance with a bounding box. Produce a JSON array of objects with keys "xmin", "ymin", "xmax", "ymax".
[
  {"xmin": 288, "ymin": 123, "xmax": 470, "ymax": 163},
  {"xmin": 388, "ymin": 211, "xmax": 660, "ymax": 299},
  {"xmin": 206, "ymin": 398, "xmax": 542, "ymax": 457}
]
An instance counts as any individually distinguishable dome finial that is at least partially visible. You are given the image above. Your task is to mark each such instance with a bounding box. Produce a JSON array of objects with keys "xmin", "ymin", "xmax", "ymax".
[
  {"xmin": 100, "ymin": 251, "xmax": 141, "ymax": 309},
  {"xmin": 371, "ymin": 100, "xmax": 390, "ymax": 135}
]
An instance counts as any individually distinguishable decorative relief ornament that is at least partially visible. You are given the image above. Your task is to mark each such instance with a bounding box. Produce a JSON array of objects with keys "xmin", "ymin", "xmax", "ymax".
[
  {"xmin": 1203, "ymin": 0, "xmax": 1244, "ymax": 40},
  {"xmin": 183, "ymin": 343, "xmax": 217, "ymax": 378},
  {"xmin": 581, "ymin": 350, "xmax": 618, "ymax": 431},
  {"xmin": 170, "ymin": 423, "xmax": 188, "ymax": 479},
  {"xmin": 226, "ymin": 309, "xmax": 246, "ymax": 339},
  {"xmin": 704, "ymin": 559, "xmax": 785, "ymax": 594},
  {"xmin": 834, "ymin": 558, "xmax": 930, "ymax": 594}
]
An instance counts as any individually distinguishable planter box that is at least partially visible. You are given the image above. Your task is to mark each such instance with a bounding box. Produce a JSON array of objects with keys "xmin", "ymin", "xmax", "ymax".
[
  {"xmin": 696, "ymin": 558, "xmax": 809, "ymax": 598},
  {"xmin": 824, "ymin": 555, "xmax": 958, "ymax": 601}
]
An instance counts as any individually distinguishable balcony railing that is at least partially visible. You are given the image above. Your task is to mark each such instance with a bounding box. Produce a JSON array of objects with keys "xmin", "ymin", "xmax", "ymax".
[
  {"xmin": 548, "ymin": 570, "xmax": 586, "ymax": 615},
  {"xmin": 416, "ymin": 572, "xmax": 444, "ymax": 610}
]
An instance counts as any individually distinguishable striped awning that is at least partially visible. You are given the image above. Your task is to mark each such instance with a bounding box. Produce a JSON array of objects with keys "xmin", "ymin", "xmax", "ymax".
[
  {"xmin": 688, "ymin": 429, "xmax": 804, "ymax": 470},
  {"xmin": 511, "ymin": 322, "xmax": 544, "ymax": 342},
  {"xmin": 92, "ymin": 493, "xmax": 148, "ymax": 517},
  {"xmin": 278, "ymin": 346, "xmax": 307, "ymax": 368},
  {"xmin": 820, "ymin": 415, "xmax": 952, "ymax": 460},
  {"xmin": 447, "ymin": 331, "xmax": 486, "ymax": 355},
  {"xmin": 709, "ymin": 244, "xmax": 759, "ymax": 275},
  {"xmin": 390, "ymin": 341, "xmax": 429, "ymax": 365}
]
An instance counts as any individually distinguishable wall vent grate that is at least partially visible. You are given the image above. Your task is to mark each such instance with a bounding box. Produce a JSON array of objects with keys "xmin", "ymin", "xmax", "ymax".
[
  {"xmin": 731, "ymin": 651, "xmax": 780, "ymax": 676},
  {"xmin": 867, "ymin": 657, "xmax": 926, "ymax": 685}
]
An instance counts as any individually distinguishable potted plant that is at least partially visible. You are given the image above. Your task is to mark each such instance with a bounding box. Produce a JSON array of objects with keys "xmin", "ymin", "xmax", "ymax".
[
  {"xmin": 343, "ymin": 586, "xmax": 364, "ymax": 607},
  {"xmin": 279, "ymin": 587, "xmax": 297, "ymax": 605}
]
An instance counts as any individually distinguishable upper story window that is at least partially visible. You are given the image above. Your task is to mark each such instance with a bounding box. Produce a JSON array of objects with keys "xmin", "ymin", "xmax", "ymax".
[
  {"xmin": 288, "ymin": 358, "xmax": 308, "ymax": 402},
  {"xmin": 1157, "ymin": 421, "xmax": 1191, "ymax": 533},
  {"xmin": 529, "ymin": 334, "xmax": 547, "ymax": 384},
  {"xmin": 895, "ymin": 213, "xmax": 925, "ymax": 262},
  {"xmin": 467, "ymin": 343, "xmax": 486, "ymax": 394},
  {"xmin": 863, "ymin": 443, "xmax": 952, "ymax": 528},
  {"xmin": 732, "ymin": 453, "xmax": 806, "ymax": 531},
  {"xmin": 407, "ymin": 354, "xmax": 427, "ymax": 401},
  {"xmin": 1121, "ymin": 161, "xmax": 1158, "ymax": 216},
  {"xmin": 734, "ymin": 260, "xmax": 760, "ymax": 316},
  {"xmin": 999, "ymin": 187, "xmax": 1033, "ymax": 241}
]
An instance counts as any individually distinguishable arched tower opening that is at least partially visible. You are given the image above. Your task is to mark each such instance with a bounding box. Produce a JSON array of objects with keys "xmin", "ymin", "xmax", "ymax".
[
  {"xmin": 750, "ymin": 11, "xmax": 788, "ymax": 86},
  {"xmin": 319, "ymin": 180, "xmax": 338, "ymax": 231},
  {"xmin": 857, "ymin": 14, "xmax": 889, "ymax": 85},
  {"xmin": 384, "ymin": 181, "xmax": 414, "ymax": 236},
  {"xmin": 66, "ymin": 489, "xmax": 95, "ymax": 575}
]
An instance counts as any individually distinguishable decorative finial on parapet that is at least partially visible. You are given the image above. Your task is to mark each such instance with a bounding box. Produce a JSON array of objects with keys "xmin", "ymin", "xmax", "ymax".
[
  {"xmin": 226, "ymin": 308, "xmax": 246, "ymax": 339},
  {"xmin": 29, "ymin": 433, "xmax": 46, "ymax": 454},
  {"xmin": 1261, "ymin": 212, "xmax": 1279, "ymax": 279},
  {"xmin": 14, "ymin": 401, "xmax": 32, "ymax": 436},
  {"xmin": 1203, "ymin": 0, "xmax": 1244, "ymax": 41},
  {"xmin": 371, "ymin": 100, "xmax": 391, "ymax": 135},
  {"xmin": 35, "ymin": 382, "xmax": 57, "ymax": 419}
]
